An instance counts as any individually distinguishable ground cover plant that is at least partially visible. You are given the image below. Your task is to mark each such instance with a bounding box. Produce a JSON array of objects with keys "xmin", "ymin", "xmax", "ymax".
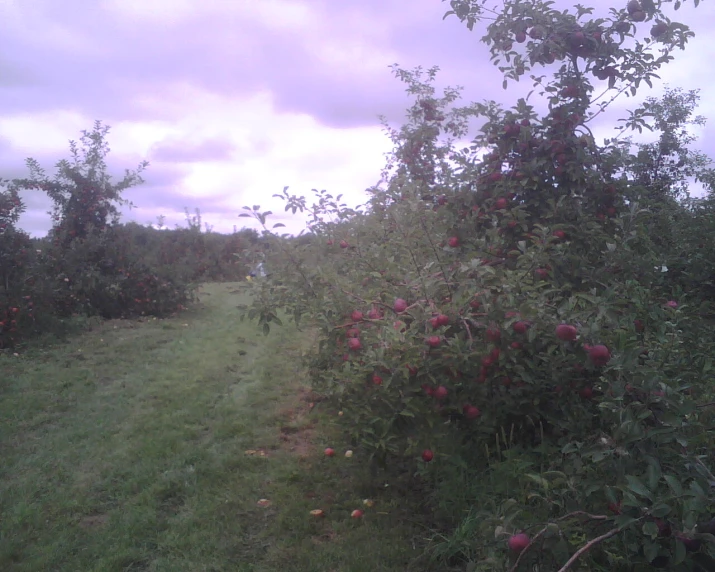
[
  {"xmin": 0, "ymin": 283, "xmax": 431, "ymax": 572},
  {"xmin": 238, "ymin": 0, "xmax": 715, "ymax": 569}
]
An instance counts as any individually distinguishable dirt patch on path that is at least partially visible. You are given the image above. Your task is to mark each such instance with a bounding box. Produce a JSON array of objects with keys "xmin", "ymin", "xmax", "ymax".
[{"xmin": 276, "ymin": 386, "xmax": 323, "ymax": 459}]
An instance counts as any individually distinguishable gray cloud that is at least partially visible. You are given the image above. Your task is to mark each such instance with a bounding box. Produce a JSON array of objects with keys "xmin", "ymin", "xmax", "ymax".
[
  {"xmin": 2, "ymin": 0, "xmax": 714, "ymax": 238},
  {"xmin": 148, "ymin": 137, "xmax": 235, "ymax": 164}
]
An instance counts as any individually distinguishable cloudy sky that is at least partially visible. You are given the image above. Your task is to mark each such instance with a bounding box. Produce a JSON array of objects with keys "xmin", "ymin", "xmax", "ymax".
[{"xmin": 2, "ymin": 0, "xmax": 714, "ymax": 237}]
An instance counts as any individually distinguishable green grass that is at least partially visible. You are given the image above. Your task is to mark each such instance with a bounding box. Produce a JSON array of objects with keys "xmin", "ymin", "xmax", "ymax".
[{"xmin": 0, "ymin": 283, "xmax": 429, "ymax": 572}]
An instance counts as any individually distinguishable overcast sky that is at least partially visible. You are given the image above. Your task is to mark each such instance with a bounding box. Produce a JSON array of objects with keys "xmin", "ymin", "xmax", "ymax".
[{"xmin": 2, "ymin": 0, "xmax": 714, "ymax": 237}]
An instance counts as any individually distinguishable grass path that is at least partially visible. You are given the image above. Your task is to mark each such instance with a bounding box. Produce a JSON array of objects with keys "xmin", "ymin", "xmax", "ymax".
[{"xmin": 0, "ymin": 283, "xmax": 427, "ymax": 572}]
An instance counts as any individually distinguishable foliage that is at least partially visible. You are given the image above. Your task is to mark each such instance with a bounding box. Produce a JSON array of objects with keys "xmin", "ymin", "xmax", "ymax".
[
  {"xmin": 237, "ymin": 0, "xmax": 715, "ymax": 569},
  {"xmin": 0, "ymin": 124, "xmax": 261, "ymax": 348}
]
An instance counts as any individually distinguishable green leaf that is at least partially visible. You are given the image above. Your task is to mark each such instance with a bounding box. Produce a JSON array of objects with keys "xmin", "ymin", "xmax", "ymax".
[
  {"xmin": 626, "ymin": 475, "xmax": 653, "ymax": 501},
  {"xmin": 643, "ymin": 540, "xmax": 659, "ymax": 563},
  {"xmin": 650, "ymin": 503, "xmax": 671, "ymax": 518},
  {"xmin": 642, "ymin": 521, "xmax": 659, "ymax": 539},
  {"xmin": 673, "ymin": 537, "xmax": 687, "ymax": 565},
  {"xmin": 663, "ymin": 475, "xmax": 683, "ymax": 496}
]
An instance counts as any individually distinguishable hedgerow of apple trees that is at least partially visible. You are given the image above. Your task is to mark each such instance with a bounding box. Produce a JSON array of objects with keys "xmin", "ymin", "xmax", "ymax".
[
  {"xmin": 0, "ymin": 122, "xmax": 257, "ymax": 349},
  {"xmin": 239, "ymin": 0, "xmax": 714, "ymax": 568}
]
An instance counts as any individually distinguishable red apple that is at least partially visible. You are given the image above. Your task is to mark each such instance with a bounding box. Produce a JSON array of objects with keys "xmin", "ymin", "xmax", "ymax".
[
  {"xmin": 421, "ymin": 449, "xmax": 434, "ymax": 462},
  {"xmin": 436, "ymin": 314, "xmax": 449, "ymax": 326},
  {"xmin": 351, "ymin": 310, "xmax": 364, "ymax": 322},
  {"xmin": 339, "ymin": 240, "xmax": 349, "ymax": 249},
  {"xmin": 463, "ymin": 404, "xmax": 481, "ymax": 419},
  {"xmin": 552, "ymin": 230, "xmax": 566, "ymax": 240},
  {"xmin": 393, "ymin": 298, "xmax": 408, "ymax": 313},
  {"xmin": 555, "ymin": 324, "xmax": 578, "ymax": 341},
  {"xmin": 486, "ymin": 327, "xmax": 501, "ymax": 343},
  {"xmin": 513, "ymin": 321, "xmax": 530, "ymax": 334},
  {"xmin": 426, "ymin": 336, "xmax": 441, "ymax": 348},
  {"xmin": 495, "ymin": 197, "xmax": 509, "ymax": 210},
  {"xmin": 351, "ymin": 509, "xmax": 364, "ymax": 519},
  {"xmin": 665, "ymin": 300, "xmax": 678, "ymax": 309},
  {"xmin": 634, "ymin": 319, "xmax": 645, "ymax": 332},
  {"xmin": 347, "ymin": 338, "xmax": 362, "ymax": 351},
  {"xmin": 433, "ymin": 386, "xmax": 448, "ymax": 400},
  {"xmin": 589, "ymin": 345, "xmax": 611, "ymax": 366},
  {"xmin": 372, "ymin": 374, "xmax": 383, "ymax": 385},
  {"xmin": 580, "ymin": 386, "xmax": 593, "ymax": 399},
  {"xmin": 346, "ymin": 328, "xmax": 360, "ymax": 338},
  {"xmin": 367, "ymin": 308, "xmax": 383, "ymax": 320},
  {"xmin": 508, "ymin": 533, "xmax": 530, "ymax": 553},
  {"xmin": 324, "ymin": 448, "xmax": 335, "ymax": 457},
  {"xmin": 448, "ymin": 236, "xmax": 460, "ymax": 248}
]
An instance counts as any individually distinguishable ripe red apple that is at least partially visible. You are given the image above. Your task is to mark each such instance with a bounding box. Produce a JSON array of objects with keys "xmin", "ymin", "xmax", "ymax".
[
  {"xmin": 630, "ymin": 10, "xmax": 646, "ymax": 21},
  {"xmin": 421, "ymin": 383, "xmax": 433, "ymax": 396},
  {"xmin": 469, "ymin": 299, "xmax": 481, "ymax": 310},
  {"xmin": 436, "ymin": 314, "xmax": 449, "ymax": 327},
  {"xmin": 326, "ymin": 239, "xmax": 333, "ymax": 245},
  {"xmin": 513, "ymin": 321, "xmax": 530, "ymax": 334},
  {"xmin": 555, "ymin": 324, "xmax": 578, "ymax": 341},
  {"xmin": 421, "ymin": 449, "xmax": 434, "ymax": 462},
  {"xmin": 448, "ymin": 236, "xmax": 460, "ymax": 248},
  {"xmin": 552, "ymin": 230, "xmax": 566, "ymax": 240},
  {"xmin": 433, "ymin": 386, "xmax": 448, "ymax": 400},
  {"xmin": 367, "ymin": 308, "xmax": 382, "ymax": 320},
  {"xmin": 347, "ymin": 338, "xmax": 362, "ymax": 351},
  {"xmin": 351, "ymin": 310, "xmax": 364, "ymax": 322},
  {"xmin": 634, "ymin": 319, "xmax": 645, "ymax": 332},
  {"xmin": 324, "ymin": 448, "xmax": 335, "ymax": 457},
  {"xmin": 346, "ymin": 328, "xmax": 360, "ymax": 338},
  {"xmin": 510, "ymin": 341, "xmax": 522, "ymax": 350},
  {"xmin": 514, "ymin": 30, "xmax": 526, "ymax": 43},
  {"xmin": 463, "ymin": 404, "xmax": 481, "ymax": 419},
  {"xmin": 372, "ymin": 374, "xmax": 383, "ymax": 385},
  {"xmin": 351, "ymin": 509, "xmax": 364, "ymax": 519},
  {"xmin": 560, "ymin": 85, "xmax": 579, "ymax": 98},
  {"xmin": 495, "ymin": 197, "xmax": 509, "ymax": 210},
  {"xmin": 534, "ymin": 268, "xmax": 549, "ymax": 280},
  {"xmin": 393, "ymin": 298, "xmax": 408, "ymax": 313},
  {"xmin": 508, "ymin": 533, "xmax": 530, "ymax": 553},
  {"xmin": 589, "ymin": 345, "xmax": 611, "ymax": 366},
  {"xmin": 580, "ymin": 386, "xmax": 593, "ymax": 399},
  {"xmin": 675, "ymin": 533, "xmax": 702, "ymax": 552},
  {"xmin": 665, "ymin": 300, "xmax": 678, "ymax": 309},
  {"xmin": 486, "ymin": 327, "xmax": 501, "ymax": 343},
  {"xmin": 426, "ymin": 336, "xmax": 441, "ymax": 348},
  {"xmin": 339, "ymin": 240, "xmax": 349, "ymax": 249},
  {"xmin": 627, "ymin": 0, "xmax": 641, "ymax": 14},
  {"xmin": 651, "ymin": 21, "xmax": 669, "ymax": 38}
]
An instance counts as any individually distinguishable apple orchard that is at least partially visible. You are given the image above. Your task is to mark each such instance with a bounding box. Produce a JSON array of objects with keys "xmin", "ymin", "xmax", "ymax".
[{"xmin": 239, "ymin": 0, "xmax": 715, "ymax": 570}]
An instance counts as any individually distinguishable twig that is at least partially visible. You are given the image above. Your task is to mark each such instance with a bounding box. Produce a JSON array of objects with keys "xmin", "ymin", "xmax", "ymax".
[
  {"xmin": 555, "ymin": 518, "xmax": 642, "ymax": 572},
  {"xmin": 508, "ymin": 512, "xmax": 612, "ymax": 572}
]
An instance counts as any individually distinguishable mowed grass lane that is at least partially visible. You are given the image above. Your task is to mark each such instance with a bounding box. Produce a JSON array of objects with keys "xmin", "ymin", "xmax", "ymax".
[{"xmin": 0, "ymin": 283, "xmax": 426, "ymax": 572}]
